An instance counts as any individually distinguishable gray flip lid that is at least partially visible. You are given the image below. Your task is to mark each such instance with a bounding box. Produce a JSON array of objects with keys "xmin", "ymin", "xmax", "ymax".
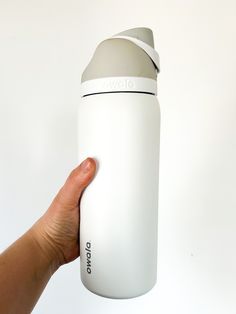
[{"xmin": 81, "ymin": 27, "xmax": 160, "ymax": 83}]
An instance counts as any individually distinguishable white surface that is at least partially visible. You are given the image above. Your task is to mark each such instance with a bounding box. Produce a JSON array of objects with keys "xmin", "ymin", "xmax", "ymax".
[
  {"xmin": 78, "ymin": 93, "xmax": 159, "ymax": 298},
  {"xmin": 81, "ymin": 77, "xmax": 157, "ymax": 96},
  {"xmin": 0, "ymin": 0, "xmax": 236, "ymax": 313}
]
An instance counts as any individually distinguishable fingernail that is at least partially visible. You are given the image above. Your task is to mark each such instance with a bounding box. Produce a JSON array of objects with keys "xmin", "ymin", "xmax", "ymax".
[{"xmin": 81, "ymin": 158, "xmax": 92, "ymax": 174}]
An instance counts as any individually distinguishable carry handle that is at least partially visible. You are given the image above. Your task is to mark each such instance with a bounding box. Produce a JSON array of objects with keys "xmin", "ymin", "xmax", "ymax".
[{"xmin": 111, "ymin": 35, "xmax": 160, "ymax": 72}]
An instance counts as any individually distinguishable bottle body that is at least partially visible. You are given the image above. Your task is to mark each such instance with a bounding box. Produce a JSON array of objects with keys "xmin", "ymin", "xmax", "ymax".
[{"xmin": 78, "ymin": 92, "xmax": 160, "ymax": 299}]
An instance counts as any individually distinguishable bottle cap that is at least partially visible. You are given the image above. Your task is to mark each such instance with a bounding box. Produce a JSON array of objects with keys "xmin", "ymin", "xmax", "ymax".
[{"xmin": 81, "ymin": 27, "xmax": 160, "ymax": 96}]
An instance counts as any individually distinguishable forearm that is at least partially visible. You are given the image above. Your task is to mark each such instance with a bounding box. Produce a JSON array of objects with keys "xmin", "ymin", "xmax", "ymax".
[
  {"xmin": 0, "ymin": 225, "xmax": 59, "ymax": 314},
  {"xmin": 0, "ymin": 158, "xmax": 96, "ymax": 313}
]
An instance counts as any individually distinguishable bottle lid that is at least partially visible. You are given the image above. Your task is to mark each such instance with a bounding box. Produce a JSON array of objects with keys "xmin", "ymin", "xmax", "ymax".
[{"xmin": 81, "ymin": 27, "xmax": 160, "ymax": 96}]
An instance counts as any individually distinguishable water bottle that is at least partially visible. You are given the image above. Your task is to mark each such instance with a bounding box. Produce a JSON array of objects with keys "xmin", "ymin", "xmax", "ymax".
[{"xmin": 78, "ymin": 27, "xmax": 160, "ymax": 299}]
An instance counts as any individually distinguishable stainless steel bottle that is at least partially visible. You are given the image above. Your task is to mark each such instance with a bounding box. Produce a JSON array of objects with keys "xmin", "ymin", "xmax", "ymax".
[{"xmin": 78, "ymin": 27, "xmax": 160, "ymax": 299}]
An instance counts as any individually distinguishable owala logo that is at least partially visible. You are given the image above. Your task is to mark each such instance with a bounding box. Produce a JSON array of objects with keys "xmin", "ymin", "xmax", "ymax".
[
  {"xmin": 85, "ymin": 241, "xmax": 92, "ymax": 274},
  {"xmin": 103, "ymin": 78, "xmax": 135, "ymax": 91}
]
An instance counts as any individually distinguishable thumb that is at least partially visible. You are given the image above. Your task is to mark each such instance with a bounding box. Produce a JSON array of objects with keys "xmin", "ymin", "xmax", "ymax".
[{"xmin": 54, "ymin": 157, "xmax": 97, "ymax": 209}]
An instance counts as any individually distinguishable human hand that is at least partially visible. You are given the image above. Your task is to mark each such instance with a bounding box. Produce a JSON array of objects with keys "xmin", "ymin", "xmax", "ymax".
[{"xmin": 30, "ymin": 157, "xmax": 97, "ymax": 270}]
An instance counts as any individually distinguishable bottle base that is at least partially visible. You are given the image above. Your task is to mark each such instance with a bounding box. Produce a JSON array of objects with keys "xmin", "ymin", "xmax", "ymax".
[{"xmin": 81, "ymin": 277, "xmax": 157, "ymax": 299}]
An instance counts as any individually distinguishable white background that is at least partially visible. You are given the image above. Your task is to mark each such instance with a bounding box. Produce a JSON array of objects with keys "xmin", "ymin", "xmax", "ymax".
[{"xmin": 0, "ymin": 0, "xmax": 236, "ymax": 313}]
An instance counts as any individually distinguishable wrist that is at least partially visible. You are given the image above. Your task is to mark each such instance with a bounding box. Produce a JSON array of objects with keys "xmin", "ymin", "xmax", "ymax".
[{"xmin": 28, "ymin": 221, "xmax": 62, "ymax": 274}]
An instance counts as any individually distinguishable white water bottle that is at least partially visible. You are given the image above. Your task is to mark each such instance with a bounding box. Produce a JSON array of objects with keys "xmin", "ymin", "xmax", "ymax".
[{"xmin": 78, "ymin": 27, "xmax": 160, "ymax": 299}]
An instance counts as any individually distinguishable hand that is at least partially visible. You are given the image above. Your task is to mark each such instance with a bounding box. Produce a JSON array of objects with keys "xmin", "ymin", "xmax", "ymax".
[{"xmin": 30, "ymin": 157, "xmax": 97, "ymax": 270}]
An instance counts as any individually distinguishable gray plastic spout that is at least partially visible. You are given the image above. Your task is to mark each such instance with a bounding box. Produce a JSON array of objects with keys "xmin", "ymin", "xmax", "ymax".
[{"xmin": 81, "ymin": 27, "xmax": 159, "ymax": 83}]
